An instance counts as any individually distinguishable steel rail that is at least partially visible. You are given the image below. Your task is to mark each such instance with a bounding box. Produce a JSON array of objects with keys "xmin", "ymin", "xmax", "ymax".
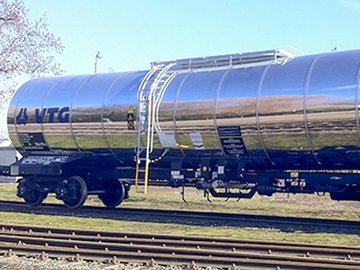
[
  {"xmin": 0, "ymin": 224, "xmax": 359, "ymax": 269},
  {"xmin": 0, "ymin": 227, "xmax": 359, "ymax": 260},
  {"xmin": 0, "ymin": 200, "xmax": 358, "ymax": 234}
]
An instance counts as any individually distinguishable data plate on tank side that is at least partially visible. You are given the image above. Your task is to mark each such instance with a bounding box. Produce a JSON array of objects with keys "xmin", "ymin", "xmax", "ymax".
[
  {"xmin": 17, "ymin": 132, "xmax": 49, "ymax": 151},
  {"xmin": 20, "ymin": 156, "xmax": 69, "ymax": 165},
  {"xmin": 217, "ymin": 126, "xmax": 247, "ymax": 156},
  {"xmin": 158, "ymin": 133, "xmax": 177, "ymax": 148},
  {"xmin": 189, "ymin": 132, "xmax": 205, "ymax": 150}
]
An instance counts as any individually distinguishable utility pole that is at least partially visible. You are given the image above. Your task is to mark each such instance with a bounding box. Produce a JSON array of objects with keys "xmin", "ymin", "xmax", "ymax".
[{"xmin": 94, "ymin": 51, "xmax": 102, "ymax": 73}]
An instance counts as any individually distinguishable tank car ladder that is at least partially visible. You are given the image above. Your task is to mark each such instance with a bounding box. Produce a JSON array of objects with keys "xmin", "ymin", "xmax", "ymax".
[{"xmin": 135, "ymin": 63, "xmax": 176, "ymax": 193}]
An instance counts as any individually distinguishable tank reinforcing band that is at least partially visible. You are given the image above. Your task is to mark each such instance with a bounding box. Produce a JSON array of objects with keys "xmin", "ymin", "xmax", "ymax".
[{"xmin": 135, "ymin": 48, "xmax": 296, "ymax": 194}]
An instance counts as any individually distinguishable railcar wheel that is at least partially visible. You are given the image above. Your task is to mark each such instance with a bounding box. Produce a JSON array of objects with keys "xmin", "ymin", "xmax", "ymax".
[
  {"xmin": 99, "ymin": 179, "xmax": 126, "ymax": 209},
  {"xmin": 17, "ymin": 178, "xmax": 47, "ymax": 206},
  {"xmin": 61, "ymin": 176, "xmax": 88, "ymax": 209}
]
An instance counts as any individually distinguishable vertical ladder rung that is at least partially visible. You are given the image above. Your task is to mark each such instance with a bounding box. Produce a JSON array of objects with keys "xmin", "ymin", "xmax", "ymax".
[{"xmin": 135, "ymin": 63, "xmax": 177, "ymax": 194}]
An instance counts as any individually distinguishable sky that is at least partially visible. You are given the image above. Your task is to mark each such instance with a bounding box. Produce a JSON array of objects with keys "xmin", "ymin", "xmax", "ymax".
[
  {"xmin": 22, "ymin": 0, "xmax": 360, "ymax": 74},
  {"xmin": 2, "ymin": 0, "xmax": 360, "ymax": 137}
]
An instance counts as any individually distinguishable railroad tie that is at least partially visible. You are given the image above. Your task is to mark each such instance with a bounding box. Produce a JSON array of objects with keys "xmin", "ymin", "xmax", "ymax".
[
  {"xmin": 73, "ymin": 253, "xmax": 82, "ymax": 262},
  {"xmin": 39, "ymin": 251, "xmax": 48, "ymax": 260},
  {"xmin": 189, "ymin": 260, "xmax": 197, "ymax": 269},
  {"xmin": 111, "ymin": 256, "xmax": 120, "ymax": 265},
  {"xmin": 147, "ymin": 258, "xmax": 158, "ymax": 267},
  {"xmin": 5, "ymin": 249, "xmax": 14, "ymax": 257}
]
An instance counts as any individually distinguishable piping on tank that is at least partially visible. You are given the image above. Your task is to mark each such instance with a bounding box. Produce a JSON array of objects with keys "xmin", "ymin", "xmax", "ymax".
[{"xmin": 7, "ymin": 48, "xmax": 360, "ymax": 167}]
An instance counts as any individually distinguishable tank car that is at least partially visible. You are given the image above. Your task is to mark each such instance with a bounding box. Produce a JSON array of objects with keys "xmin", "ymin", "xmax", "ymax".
[{"xmin": 2, "ymin": 48, "xmax": 360, "ymax": 208}]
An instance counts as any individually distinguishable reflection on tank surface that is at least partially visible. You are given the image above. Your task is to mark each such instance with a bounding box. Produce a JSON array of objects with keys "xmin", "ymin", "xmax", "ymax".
[
  {"xmin": 306, "ymin": 51, "xmax": 360, "ymax": 159},
  {"xmin": 103, "ymin": 72, "xmax": 144, "ymax": 155},
  {"xmin": 307, "ymin": 94, "xmax": 358, "ymax": 149},
  {"xmin": 7, "ymin": 49, "xmax": 360, "ymax": 168},
  {"xmin": 216, "ymin": 67, "xmax": 263, "ymax": 156},
  {"xmin": 174, "ymin": 71, "xmax": 223, "ymax": 152},
  {"xmin": 35, "ymin": 97, "xmax": 358, "ymax": 151},
  {"xmin": 103, "ymin": 104, "xmax": 137, "ymax": 148}
]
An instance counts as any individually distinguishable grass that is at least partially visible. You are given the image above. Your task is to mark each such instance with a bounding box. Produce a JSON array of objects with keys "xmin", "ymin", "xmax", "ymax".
[
  {"xmin": 44, "ymin": 132, "xmax": 360, "ymax": 151},
  {"xmin": 0, "ymin": 211, "xmax": 358, "ymax": 246},
  {"xmin": 1, "ymin": 183, "xmax": 359, "ymax": 221},
  {"xmin": 0, "ymin": 183, "xmax": 359, "ymax": 246}
]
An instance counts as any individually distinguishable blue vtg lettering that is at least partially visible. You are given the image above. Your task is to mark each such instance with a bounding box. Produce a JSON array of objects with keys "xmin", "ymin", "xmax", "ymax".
[
  {"xmin": 16, "ymin": 106, "xmax": 70, "ymax": 125},
  {"xmin": 35, "ymin": 107, "xmax": 70, "ymax": 123}
]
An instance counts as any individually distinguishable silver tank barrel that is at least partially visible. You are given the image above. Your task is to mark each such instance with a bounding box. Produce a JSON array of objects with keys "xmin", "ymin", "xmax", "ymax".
[
  {"xmin": 7, "ymin": 49, "xmax": 360, "ymax": 166},
  {"xmin": 8, "ymin": 72, "xmax": 147, "ymax": 159}
]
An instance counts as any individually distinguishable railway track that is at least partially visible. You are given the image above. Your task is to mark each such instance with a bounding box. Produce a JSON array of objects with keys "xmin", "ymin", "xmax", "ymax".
[
  {"xmin": 0, "ymin": 223, "xmax": 359, "ymax": 269},
  {"xmin": 0, "ymin": 200, "xmax": 358, "ymax": 234}
]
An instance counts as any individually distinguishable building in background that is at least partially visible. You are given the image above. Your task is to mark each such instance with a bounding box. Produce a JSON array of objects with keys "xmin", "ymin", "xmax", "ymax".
[
  {"xmin": 0, "ymin": 111, "xmax": 7, "ymax": 139},
  {"xmin": 0, "ymin": 138, "xmax": 17, "ymax": 182},
  {"xmin": 0, "ymin": 105, "xmax": 18, "ymax": 182}
]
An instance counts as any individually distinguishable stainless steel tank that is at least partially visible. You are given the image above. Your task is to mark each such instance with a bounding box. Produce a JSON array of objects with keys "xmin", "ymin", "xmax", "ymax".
[{"xmin": 7, "ymin": 49, "xmax": 360, "ymax": 167}]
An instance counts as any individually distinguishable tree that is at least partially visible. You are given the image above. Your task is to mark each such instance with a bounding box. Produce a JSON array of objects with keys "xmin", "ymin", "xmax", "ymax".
[{"xmin": 0, "ymin": 0, "xmax": 64, "ymax": 109}]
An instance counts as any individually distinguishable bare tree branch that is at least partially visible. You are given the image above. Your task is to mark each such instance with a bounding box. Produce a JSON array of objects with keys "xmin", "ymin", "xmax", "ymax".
[
  {"xmin": 0, "ymin": 0, "xmax": 64, "ymax": 113},
  {"xmin": 0, "ymin": 0, "xmax": 64, "ymax": 114}
]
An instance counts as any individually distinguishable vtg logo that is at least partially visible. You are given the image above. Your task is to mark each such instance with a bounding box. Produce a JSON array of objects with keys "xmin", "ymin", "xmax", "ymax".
[
  {"xmin": 16, "ymin": 107, "xmax": 70, "ymax": 125},
  {"xmin": 16, "ymin": 108, "xmax": 29, "ymax": 125}
]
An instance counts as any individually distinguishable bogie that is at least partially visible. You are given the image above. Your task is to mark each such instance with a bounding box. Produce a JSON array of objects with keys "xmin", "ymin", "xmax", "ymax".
[
  {"xmin": 55, "ymin": 176, "xmax": 88, "ymax": 209},
  {"xmin": 17, "ymin": 178, "xmax": 47, "ymax": 206}
]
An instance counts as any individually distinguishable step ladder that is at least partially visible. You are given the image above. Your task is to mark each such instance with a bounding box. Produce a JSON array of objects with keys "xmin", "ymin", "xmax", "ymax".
[
  {"xmin": 135, "ymin": 63, "xmax": 176, "ymax": 193},
  {"xmin": 134, "ymin": 48, "xmax": 296, "ymax": 193}
]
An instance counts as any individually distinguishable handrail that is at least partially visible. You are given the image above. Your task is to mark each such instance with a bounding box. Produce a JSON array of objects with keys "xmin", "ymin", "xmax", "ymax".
[{"xmin": 151, "ymin": 48, "xmax": 295, "ymax": 71}]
